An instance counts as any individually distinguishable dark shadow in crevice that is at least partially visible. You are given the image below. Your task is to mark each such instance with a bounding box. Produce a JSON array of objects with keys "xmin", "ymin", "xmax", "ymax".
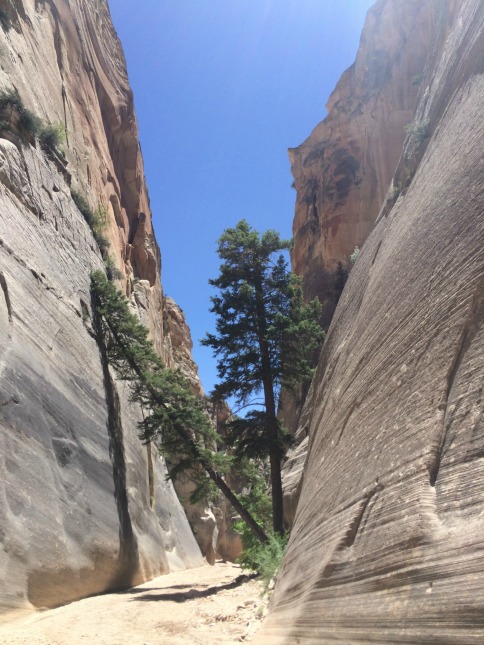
[
  {"xmin": 92, "ymin": 292, "xmax": 139, "ymax": 587},
  {"xmin": 0, "ymin": 272, "xmax": 13, "ymax": 322},
  {"xmin": 118, "ymin": 582, "xmax": 210, "ymax": 595}
]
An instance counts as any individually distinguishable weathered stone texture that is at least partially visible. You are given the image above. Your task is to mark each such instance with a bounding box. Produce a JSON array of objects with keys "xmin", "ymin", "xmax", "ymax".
[
  {"xmin": 283, "ymin": 0, "xmax": 482, "ymax": 517},
  {"xmin": 0, "ymin": 0, "xmax": 205, "ymax": 616},
  {"xmin": 290, "ymin": 0, "xmax": 460, "ymax": 328},
  {"xmin": 259, "ymin": 0, "xmax": 484, "ymax": 642},
  {"xmin": 281, "ymin": 0, "xmax": 462, "ymax": 441}
]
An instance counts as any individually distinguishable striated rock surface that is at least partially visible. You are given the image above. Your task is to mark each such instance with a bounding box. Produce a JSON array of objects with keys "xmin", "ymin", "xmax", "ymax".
[
  {"xmin": 290, "ymin": 0, "xmax": 460, "ymax": 327},
  {"xmin": 0, "ymin": 0, "xmax": 205, "ymax": 616},
  {"xmin": 123, "ymin": 273, "xmax": 242, "ymax": 564},
  {"xmin": 281, "ymin": 0, "xmax": 462, "ymax": 443},
  {"xmin": 259, "ymin": 0, "xmax": 484, "ymax": 641},
  {"xmin": 282, "ymin": 0, "xmax": 472, "ymax": 515}
]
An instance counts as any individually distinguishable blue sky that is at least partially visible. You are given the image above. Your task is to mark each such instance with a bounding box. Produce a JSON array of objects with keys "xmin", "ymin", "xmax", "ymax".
[{"xmin": 108, "ymin": 0, "xmax": 374, "ymax": 394}]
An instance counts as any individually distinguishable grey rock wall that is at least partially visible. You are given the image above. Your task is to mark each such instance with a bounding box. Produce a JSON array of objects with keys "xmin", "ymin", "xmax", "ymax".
[
  {"xmin": 0, "ymin": 138, "xmax": 202, "ymax": 615},
  {"xmin": 0, "ymin": 0, "xmax": 204, "ymax": 617},
  {"xmin": 259, "ymin": 0, "xmax": 484, "ymax": 641}
]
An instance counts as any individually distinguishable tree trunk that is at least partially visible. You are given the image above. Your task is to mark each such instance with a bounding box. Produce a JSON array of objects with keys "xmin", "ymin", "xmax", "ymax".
[
  {"xmin": 254, "ymin": 272, "xmax": 285, "ymax": 535},
  {"xmin": 262, "ymin": 379, "xmax": 285, "ymax": 536}
]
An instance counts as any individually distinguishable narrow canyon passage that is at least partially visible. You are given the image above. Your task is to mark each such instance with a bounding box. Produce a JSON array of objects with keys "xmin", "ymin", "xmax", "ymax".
[{"xmin": 0, "ymin": 563, "xmax": 265, "ymax": 645}]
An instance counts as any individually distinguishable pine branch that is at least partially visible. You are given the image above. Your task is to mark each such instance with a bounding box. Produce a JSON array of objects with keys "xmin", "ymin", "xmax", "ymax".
[{"xmin": 90, "ymin": 270, "xmax": 268, "ymax": 545}]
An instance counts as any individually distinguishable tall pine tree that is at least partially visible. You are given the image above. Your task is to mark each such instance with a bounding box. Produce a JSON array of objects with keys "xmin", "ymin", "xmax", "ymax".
[{"xmin": 202, "ymin": 220, "xmax": 323, "ymax": 534}]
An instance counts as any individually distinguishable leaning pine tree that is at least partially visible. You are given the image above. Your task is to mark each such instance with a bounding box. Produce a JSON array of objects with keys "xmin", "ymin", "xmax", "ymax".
[
  {"xmin": 90, "ymin": 270, "xmax": 268, "ymax": 544},
  {"xmin": 202, "ymin": 220, "xmax": 324, "ymax": 535}
]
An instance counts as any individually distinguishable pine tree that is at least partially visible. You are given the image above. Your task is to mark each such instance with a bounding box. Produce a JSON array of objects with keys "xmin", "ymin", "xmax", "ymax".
[
  {"xmin": 90, "ymin": 270, "xmax": 268, "ymax": 544},
  {"xmin": 202, "ymin": 220, "xmax": 324, "ymax": 534}
]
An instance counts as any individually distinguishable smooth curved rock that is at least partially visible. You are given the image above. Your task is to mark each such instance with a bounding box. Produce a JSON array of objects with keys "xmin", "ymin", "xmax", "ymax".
[
  {"xmin": 0, "ymin": 0, "xmax": 205, "ymax": 616},
  {"xmin": 259, "ymin": 0, "xmax": 484, "ymax": 641}
]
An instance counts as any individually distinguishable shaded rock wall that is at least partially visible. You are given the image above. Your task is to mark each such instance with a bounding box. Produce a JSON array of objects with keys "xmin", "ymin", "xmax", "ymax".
[
  {"xmin": 0, "ymin": 0, "xmax": 205, "ymax": 616},
  {"xmin": 257, "ymin": 0, "xmax": 484, "ymax": 642}
]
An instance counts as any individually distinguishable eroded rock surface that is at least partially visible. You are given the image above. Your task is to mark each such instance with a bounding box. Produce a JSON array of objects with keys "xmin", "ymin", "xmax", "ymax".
[
  {"xmin": 261, "ymin": 0, "xmax": 484, "ymax": 642},
  {"xmin": 0, "ymin": 0, "xmax": 205, "ymax": 615},
  {"xmin": 281, "ymin": 0, "xmax": 462, "ymax": 443},
  {"xmin": 282, "ymin": 0, "xmax": 481, "ymax": 521},
  {"xmin": 290, "ymin": 0, "xmax": 460, "ymax": 327}
]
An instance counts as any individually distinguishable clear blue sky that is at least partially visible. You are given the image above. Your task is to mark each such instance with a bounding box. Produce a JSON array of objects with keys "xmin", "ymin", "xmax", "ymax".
[{"xmin": 108, "ymin": 0, "xmax": 374, "ymax": 394}]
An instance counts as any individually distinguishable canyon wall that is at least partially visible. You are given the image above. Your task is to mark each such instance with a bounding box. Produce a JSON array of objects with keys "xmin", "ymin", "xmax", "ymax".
[
  {"xmin": 281, "ymin": 0, "xmax": 460, "ymax": 438},
  {"xmin": 258, "ymin": 0, "xmax": 484, "ymax": 642},
  {"xmin": 290, "ymin": 0, "xmax": 460, "ymax": 327},
  {"xmin": 0, "ymin": 0, "xmax": 206, "ymax": 616},
  {"xmin": 282, "ymin": 0, "xmax": 473, "ymax": 519}
]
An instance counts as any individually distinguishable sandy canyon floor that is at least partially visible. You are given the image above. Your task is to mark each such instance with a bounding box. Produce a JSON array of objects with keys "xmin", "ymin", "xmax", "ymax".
[{"xmin": 0, "ymin": 563, "xmax": 266, "ymax": 645}]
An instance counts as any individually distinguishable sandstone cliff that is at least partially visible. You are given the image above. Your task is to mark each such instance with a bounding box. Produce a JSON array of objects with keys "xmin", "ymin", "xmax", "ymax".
[
  {"xmin": 282, "ymin": 0, "xmax": 460, "ymax": 438},
  {"xmin": 258, "ymin": 0, "xmax": 484, "ymax": 641},
  {"xmin": 0, "ymin": 0, "xmax": 207, "ymax": 615},
  {"xmin": 282, "ymin": 0, "xmax": 474, "ymax": 517},
  {"xmin": 290, "ymin": 0, "xmax": 460, "ymax": 328}
]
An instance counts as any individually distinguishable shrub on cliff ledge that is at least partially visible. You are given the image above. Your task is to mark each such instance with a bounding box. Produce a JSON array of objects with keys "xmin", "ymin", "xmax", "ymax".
[
  {"xmin": 404, "ymin": 119, "xmax": 430, "ymax": 141},
  {"xmin": 39, "ymin": 121, "xmax": 65, "ymax": 154},
  {"xmin": 71, "ymin": 190, "xmax": 110, "ymax": 253}
]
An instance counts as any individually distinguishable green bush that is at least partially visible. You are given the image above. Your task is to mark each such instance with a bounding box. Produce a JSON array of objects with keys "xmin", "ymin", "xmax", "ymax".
[
  {"xmin": 18, "ymin": 109, "xmax": 42, "ymax": 136},
  {"xmin": 91, "ymin": 205, "xmax": 109, "ymax": 250},
  {"xmin": 104, "ymin": 254, "xmax": 123, "ymax": 281},
  {"xmin": 404, "ymin": 120, "xmax": 430, "ymax": 141},
  {"xmin": 39, "ymin": 121, "xmax": 65, "ymax": 153},
  {"xmin": 70, "ymin": 190, "xmax": 110, "ymax": 253},
  {"xmin": 0, "ymin": 88, "xmax": 22, "ymax": 112},
  {"xmin": 386, "ymin": 182, "xmax": 401, "ymax": 203},
  {"xmin": 238, "ymin": 532, "xmax": 288, "ymax": 590},
  {"xmin": 70, "ymin": 189, "xmax": 93, "ymax": 225},
  {"xmin": 232, "ymin": 472, "xmax": 288, "ymax": 589},
  {"xmin": 350, "ymin": 246, "xmax": 360, "ymax": 264}
]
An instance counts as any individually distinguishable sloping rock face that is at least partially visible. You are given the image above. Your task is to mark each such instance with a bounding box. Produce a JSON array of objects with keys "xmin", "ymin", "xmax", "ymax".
[
  {"xmin": 290, "ymin": 0, "xmax": 459, "ymax": 328},
  {"xmin": 281, "ymin": 0, "xmax": 459, "ymax": 439},
  {"xmin": 282, "ymin": 0, "xmax": 473, "ymax": 518},
  {"xmin": 0, "ymin": 0, "xmax": 205, "ymax": 616},
  {"xmin": 257, "ymin": 0, "xmax": 484, "ymax": 642}
]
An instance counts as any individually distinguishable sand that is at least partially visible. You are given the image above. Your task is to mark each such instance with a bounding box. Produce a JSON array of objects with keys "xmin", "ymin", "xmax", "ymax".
[{"xmin": 0, "ymin": 563, "xmax": 266, "ymax": 644}]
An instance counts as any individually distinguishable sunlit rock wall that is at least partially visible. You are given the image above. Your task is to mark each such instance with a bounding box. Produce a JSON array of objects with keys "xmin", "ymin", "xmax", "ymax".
[
  {"xmin": 282, "ymin": 0, "xmax": 467, "ymax": 518},
  {"xmin": 0, "ymin": 0, "xmax": 205, "ymax": 616},
  {"xmin": 259, "ymin": 0, "xmax": 484, "ymax": 641},
  {"xmin": 281, "ymin": 0, "xmax": 460, "ymax": 442},
  {"xmin": 290, "ymin": 0, "xmax": 460, "ymax": 327}
]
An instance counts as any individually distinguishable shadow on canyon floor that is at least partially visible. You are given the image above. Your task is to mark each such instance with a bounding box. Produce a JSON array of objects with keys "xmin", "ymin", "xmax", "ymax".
[{"xmin": 127, "ymin": 573, "xmax": 257, "ymax": 603}]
